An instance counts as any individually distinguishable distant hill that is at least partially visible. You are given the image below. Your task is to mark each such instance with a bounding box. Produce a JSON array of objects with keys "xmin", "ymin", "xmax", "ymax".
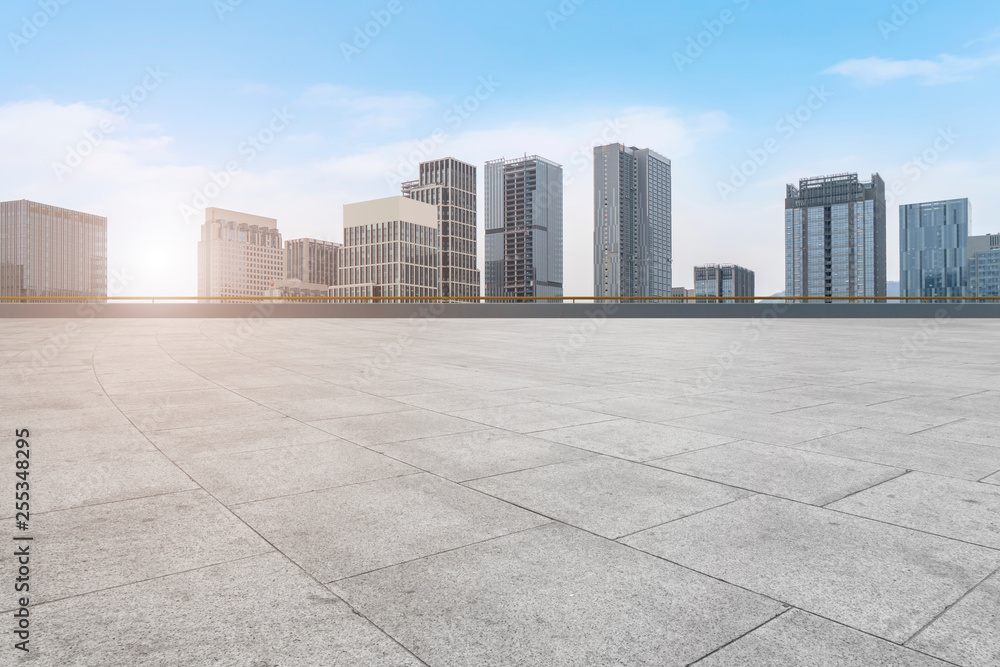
[{"xmin": 769, "ymin": 282, "xmax": 901, "ymax": 299}]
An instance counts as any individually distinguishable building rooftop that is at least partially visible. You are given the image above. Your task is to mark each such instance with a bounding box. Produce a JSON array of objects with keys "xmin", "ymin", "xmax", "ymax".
[{"xmin": 2, "ymin": 317, "xmax": 998, "ymax": 665}]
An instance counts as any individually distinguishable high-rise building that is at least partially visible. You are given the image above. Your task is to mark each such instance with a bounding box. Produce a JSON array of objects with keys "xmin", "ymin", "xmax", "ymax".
[
  {"xmin": 670, "ymin": 286, "xmax": 695, "ymax": 303},
  {"xmin": 969, "ymin": 233, "xmax": 1000, "ymax": 300},
  {"xmin": 198, "ymin": 208, "xmax": 284, "ymax": 299},
  {"xmin": 900, "ymin": 199, "xmax": 969, "ymax": 300},
  {"xmin": 0, "ymin": 200, "xmax": 107, "ymax": 301},
  {"xmin": 593, "ymin": 144, "xmax": 672, "ymax": 298},
  {"xmin": 332, "ymin": 196, "xmax": 438, "ymax": 302},
  {"xmin": 402, "ymin": 158, "xmax": 479, "ymax": 299},
  {"xmin": 485, "ymin": 155, "xmax": 563, "ymax": 300},
  {"xmin": 694, "ymin": 264, "xmax": 755, "ymax": 303},
  {"xmin": 785, "ymin": 173, "xmax": 887, "ymax": 302},
  {"xmin": 285, "ymin": 238, "xmax": 340, "ymax": 287}
]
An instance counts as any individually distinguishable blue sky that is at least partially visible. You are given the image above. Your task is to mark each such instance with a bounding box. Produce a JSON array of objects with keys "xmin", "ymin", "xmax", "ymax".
[{"xmin": 2, "ymin": 0, "xmax": 999, "ymax": 296}]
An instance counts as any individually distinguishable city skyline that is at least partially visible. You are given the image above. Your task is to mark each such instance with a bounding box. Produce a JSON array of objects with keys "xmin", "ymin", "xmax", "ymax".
[{"xmin": 2, "ymin": 2, "xmax": 999, "ymax": 297}]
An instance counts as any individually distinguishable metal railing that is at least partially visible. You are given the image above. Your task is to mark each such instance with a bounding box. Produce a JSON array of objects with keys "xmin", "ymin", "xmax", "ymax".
[{"xmin": 1, "ymin": 296, "xmax": 998, "ymax": 304}]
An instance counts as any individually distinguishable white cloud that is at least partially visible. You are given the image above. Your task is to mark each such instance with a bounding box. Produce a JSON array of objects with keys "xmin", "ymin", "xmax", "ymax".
[
  {"xmin": 297, "ymin": 84, "xmax": 436, "ymax": 134},
  {"xmin": 965, "ymin": 29, "xmax": 1000, "ymax": 48},
  {"xmin": 8, "ymin": 93, "xmax": 996, "ymax": 300},
  {"xmin": 825, "ymin": 54, "xmax": 1000, "ymax": 86}
]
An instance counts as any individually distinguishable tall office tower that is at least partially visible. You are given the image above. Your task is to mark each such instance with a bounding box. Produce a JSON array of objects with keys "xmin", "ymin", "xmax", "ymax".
[
  {"xmin": 900, "ymin": 199, "xmax": 969, "ymax": 300},
  {"xmin": 285, "ymin": 238, "xmax": 341, "ymax": 286},
  {"xmin": 785, "ymin": 173, "xmax": 887, "ymax": 302},
  {"xmin": 484, "ymin": 155, "xmax": 563, "ymax": 300},
  {"xmin": 332, "ymin": 197, "xmax": 438, "ymax": 301},
  {"xmin": 969, "ymin": 233, "xmax": 1000, "ymax": 299},
  {"xmin": 593, "ymin": 144, "xmax": 672, "ymax": 298},
  {"xmin": 402, "ymin": 158, "xmax": 480, "ymax": 299},
  {"xmin": 198, "ymin": 208, "xmax": 284, "ymax": 299},
  {"xmin": 694, "ymin": 264, "xmax": 755, "ymax": 303},
  {"xmin": 0, "ymin": 200, "xmax": 107, "ymax": 300}
]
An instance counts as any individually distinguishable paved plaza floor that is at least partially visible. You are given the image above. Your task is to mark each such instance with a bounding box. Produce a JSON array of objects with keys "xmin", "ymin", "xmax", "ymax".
[{"xmin": 1, "ymin": 317, "xmax": 999, "ymax": 666}]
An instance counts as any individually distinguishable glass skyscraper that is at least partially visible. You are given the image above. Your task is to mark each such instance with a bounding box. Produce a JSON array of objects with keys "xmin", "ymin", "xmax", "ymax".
[
  {"xmin": 899, "ymin": 199, "xmax": 969, "ymax": 300},
  {"xmin": 694, "ymin": 264, "xmax": 755, "ymax": 303},
  {"xmin": 785, "ymin": 173, "xmax": 887, "ymax": 302},
  {"xmin": 484, "ymin": 156, "xmax": 563, "ymax": 300},
  {"xmin": 969, "ymin": 233, "xmax": 1000, "ymax": 300},
  {"xmin": 593, "ymin": 144, "xmax": 672, "ymax": 299},
  {"xmin": 0, "ymin": 199, "xmax": 107, "ymax": 301}
]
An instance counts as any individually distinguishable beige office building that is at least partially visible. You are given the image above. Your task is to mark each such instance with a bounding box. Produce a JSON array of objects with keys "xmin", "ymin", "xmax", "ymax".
[
  {"xmin": 333, "ymin": 197, "xmax": 438, "ymax": 301},
  {"xmin": 286, "ymin": 238, "xmax": 340, "ymax": 287},
  {"xmin": 0, "ymin": 200, "xmax": 107, "ymax": 300},
  {"xmin": 198, "ymin": 208, "xmax": 284, "ymax": 299}
]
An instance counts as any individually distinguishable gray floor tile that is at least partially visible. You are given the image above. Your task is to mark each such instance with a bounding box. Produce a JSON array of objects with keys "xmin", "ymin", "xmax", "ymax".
[
  {"xmin": 829, "ymin": 472, "xmax": 1000, "ymax": 549},
  {"xmin": 393, "ymin": 389, "xmax": 532, "ymax": 413},
  {"xmin": 310, "ymin": 409, "xmax": 488, "ymax": 448},
  {"xmin": 530, "ymin": 418, "xmax": 737, "ymax": 462},
  {"xmin": 233, "ymin": 473, "xmax": 548, "ymax": 581},
  {"xmin": 622, "ymin": 495, "xmax": 1000, "ymax": 642},
  {"xmin": 670, "ymin": 409, "xmax": 855, "ymax": 446},
  {"xmin": 784, "ymin": 402, "xmax": 962, "ymax": 435},
  {"xmin": 452, "ymin": 402, "xmax": 617, "ymax": 433},
  {"xmin": 489, "ymin": 384, "xmax": 634, "ymax": 406},
  {"xmin": 265, "ymin": 393, "xmax": 412, "ymax": 421},
  {"xmin": 378, "ymin": 428, "xmax": 594, "ymax": 482},
  {"xmin": 126, "ymin": 400, "xmax": 282, "ymax": 432},
  {"xmin": 2, "ymin": 406, "xmax": 134, "ymax": 434},
  {"xmin": 468, "ymin": 456, "xmax": 752, "ymax": 539},
  {"xmin": 146, "ymin": 417, "xmax": 334, "ymax": 458},
  {"xmin": 908, "ymin": 572, "xmax": 1000, "ymax": 667},
  {"xmin": 920, "ymin": 418, "xmax": 1000, "ymax": 448},
  {"xmin": 30, "ymin": 490, "xmax": 271, "ymax": 604},
  {"xmin": 569, "ymin": 395, "xmax": 725, "ymax": 423},
  {"xmin": 1, "ymin": 450, "xmax": 196, "ymax": 516},
  {"xmin": 794, "ymin": 428, "xmax": 1000, "ymax": 481},
  {"xmin": 24, "ymin": 553, "xmax": 424, "ymax": 666},
  {"xmin": 178, "ymin": 440, "xmax": 419, "ymax": 505},
  {"xmin": 693, "ymin": 610, "xmax": 951, "ymax": 666},
  {"xmin": 331, "ymin": 523, "xmax": 785, "ymax": 667},
  {"xmin": 653, "ymin": 441, "xmax": 904, "ymax": 505}
]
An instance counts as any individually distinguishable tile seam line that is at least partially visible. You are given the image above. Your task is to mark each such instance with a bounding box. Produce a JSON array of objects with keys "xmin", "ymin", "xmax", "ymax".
[
  {"xmin": 1, "ymin": 551, "xmax": 273, "ymax": 615},
  {"xmin": 226, "ymin": 470, "xmax": 427, "ymax": 509},
  {"xmin": 904, "ymin": 563, "xmax": 1000, "ymax": 646},
  {"xmin": 327, "ymin": 521, "xmax": 557, "ymax": 585},
  {"xmin": 684, "ymin": 607, "xmax": 794, "ymax": 666},
  {"xmin": 817, "ymin": 469, "xmax": 912, "ymax": 507}
]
